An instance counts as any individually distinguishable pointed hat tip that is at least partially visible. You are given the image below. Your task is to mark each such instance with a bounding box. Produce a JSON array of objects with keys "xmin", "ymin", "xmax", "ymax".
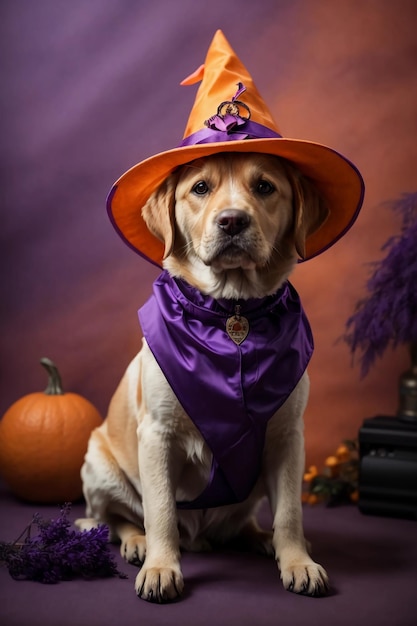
[{"xmin": 179, "ymin": 31, "xmax": 228, "ymax": 86}]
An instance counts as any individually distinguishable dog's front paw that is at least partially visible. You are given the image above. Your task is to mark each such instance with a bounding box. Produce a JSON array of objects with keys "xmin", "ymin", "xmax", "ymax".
[
  {"xmin": 121, "ymin": 534, "xmax": 147, "ymax": 565},
  {"xmin": 280, "ymin": 556, "xmax": 329, "ymax": 597},
  {"xmin": 135, "ymin": 564, "xmax": 184, "ymax": 603}
]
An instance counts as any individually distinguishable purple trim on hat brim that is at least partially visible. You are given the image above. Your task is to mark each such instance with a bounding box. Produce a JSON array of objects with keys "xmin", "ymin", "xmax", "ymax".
[
  {"xmin": 178, "ymin": 120, "xmax": 282, "ymax": 146},
  {"xmin": 106, "ymin": 185, "xmax": 162, "ymax": 268}
]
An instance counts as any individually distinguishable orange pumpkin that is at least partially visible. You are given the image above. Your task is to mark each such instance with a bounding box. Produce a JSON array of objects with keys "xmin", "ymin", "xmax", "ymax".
[{"xmin": 0, "ymin": 358, "xmax": 102, "ymax": 503}]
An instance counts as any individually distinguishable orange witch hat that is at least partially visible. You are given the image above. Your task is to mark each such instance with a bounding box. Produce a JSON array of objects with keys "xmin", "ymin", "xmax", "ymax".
[{"xmin": 107, "ymin": 30, "xmax": 364, "ymax": 265}]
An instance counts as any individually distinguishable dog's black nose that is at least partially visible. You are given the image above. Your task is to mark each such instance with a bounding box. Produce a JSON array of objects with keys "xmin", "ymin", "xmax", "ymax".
[{"xmin": 216, "ymin": 210, "xmax": 250, "ymax": 237}]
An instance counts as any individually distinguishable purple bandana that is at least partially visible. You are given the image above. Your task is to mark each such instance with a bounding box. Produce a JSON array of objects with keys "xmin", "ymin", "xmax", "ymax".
[{"xmin": 138, "ymin": 271, "xmax": 313, "ymax": 509}]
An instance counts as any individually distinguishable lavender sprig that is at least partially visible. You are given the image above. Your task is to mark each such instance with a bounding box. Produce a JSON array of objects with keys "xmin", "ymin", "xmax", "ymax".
[
  {"xmin": 0, "ymin": 504, "xmax": 127, "ymax": 584},
  {"xmin": 344, "ymin": 192, "xmax": 417, "ymax": 376}
]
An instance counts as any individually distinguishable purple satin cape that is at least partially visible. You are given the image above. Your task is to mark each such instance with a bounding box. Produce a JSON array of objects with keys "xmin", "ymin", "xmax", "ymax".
[{"xmin": 138, "ymin": 271, "xmax": 313, "ymax": 509}]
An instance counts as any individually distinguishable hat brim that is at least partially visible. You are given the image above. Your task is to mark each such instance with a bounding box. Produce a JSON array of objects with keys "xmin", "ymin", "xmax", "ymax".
[{"xmin": 107, "ymin": 138, "xmax": 365, "ymax": 266}]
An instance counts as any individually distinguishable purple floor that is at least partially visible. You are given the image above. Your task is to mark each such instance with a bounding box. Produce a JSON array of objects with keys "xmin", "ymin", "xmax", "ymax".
[{"xmin": 0, "ymin": 481, "xmax": 416, "ymax": 626}]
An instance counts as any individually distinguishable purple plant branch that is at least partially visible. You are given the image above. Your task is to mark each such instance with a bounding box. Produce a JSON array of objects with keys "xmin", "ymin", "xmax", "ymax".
[
  {"xmin": 0, "ymin": 504, "xmax": 127, "ymax": 583},
  {"xmin": 344, "ymin": 192, "xmax": 417, "ymax": 376}
]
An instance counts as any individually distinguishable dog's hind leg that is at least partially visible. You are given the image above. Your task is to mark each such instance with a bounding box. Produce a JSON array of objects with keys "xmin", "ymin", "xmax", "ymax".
[
  {"xmin": 76, "ymin": 428, "xmax": 145, "ymax": 548},
  {"xmin": 113, "ymin": 519, "xmax": 147, "ymax": 565},
  {"xmin": 77, "ymin": 515, "xmax": 147, "ymax": 565},
  {"xmin": 229, "ymin": 517, "xmax": 274, "ymax": 556}
]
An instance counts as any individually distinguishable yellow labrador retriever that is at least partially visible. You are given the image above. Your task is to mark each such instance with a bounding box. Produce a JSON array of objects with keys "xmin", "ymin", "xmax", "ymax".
[{"xmin": 77, "ymin": 152, "xmax": 330, "ymax": 602}]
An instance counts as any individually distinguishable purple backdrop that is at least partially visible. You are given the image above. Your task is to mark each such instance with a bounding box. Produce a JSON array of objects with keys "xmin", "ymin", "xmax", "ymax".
[{"xmin": 1, "ymin": 0, "xmax": 417, "ymax": 465}]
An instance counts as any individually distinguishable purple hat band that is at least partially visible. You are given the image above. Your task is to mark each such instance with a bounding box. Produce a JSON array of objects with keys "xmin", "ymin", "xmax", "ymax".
[
  {"xmin": 178, "ymin": 82, "xmax": 282, "ymax": 146},
  {"xmin": 178, "ymin": 120, "xmax": 282, "ymax": 147}
]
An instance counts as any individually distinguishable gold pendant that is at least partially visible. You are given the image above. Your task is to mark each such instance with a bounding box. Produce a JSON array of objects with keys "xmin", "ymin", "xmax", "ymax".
[{"xmin": 226, "ymin": 305, "xmax": 250, "ymax": 345}]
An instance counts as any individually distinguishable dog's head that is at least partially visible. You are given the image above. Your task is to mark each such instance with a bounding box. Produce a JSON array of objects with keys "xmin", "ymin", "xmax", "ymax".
[{"xmin": 142, "ymin": 153, "xmax": 329, "ymax": 299}]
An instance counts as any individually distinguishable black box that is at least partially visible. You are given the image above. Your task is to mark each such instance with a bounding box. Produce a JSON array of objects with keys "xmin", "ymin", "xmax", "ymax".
[{"xmin": 358, "ymin": 415, "xmax": 417, "ymax": 519}]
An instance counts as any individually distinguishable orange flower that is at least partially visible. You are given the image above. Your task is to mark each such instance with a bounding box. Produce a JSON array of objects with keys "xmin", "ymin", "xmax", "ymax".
[
  {"xmin": 350, "ymin": 490, "xmax": 359, "ymax": 503},
  {"xmin": 303, "ymin": 465, "xmax": 318, "ymax": 483},
  {"xmin": 336, "ymin": 444, "xmax": 351, "ymax": 463},
  {"xmin": 324, "ymin": 455, "xmax": 340, "ymax": 478}
]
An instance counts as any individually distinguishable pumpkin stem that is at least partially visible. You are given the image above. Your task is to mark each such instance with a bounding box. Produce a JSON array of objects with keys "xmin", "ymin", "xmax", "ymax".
[{"xmin": 40, "ymin": 357, "xmax": 64, "ymax": 395}]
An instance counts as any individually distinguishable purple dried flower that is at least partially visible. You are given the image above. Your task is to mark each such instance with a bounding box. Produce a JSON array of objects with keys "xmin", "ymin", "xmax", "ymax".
[
  {"xmin": 344, "ymin": 192, "xmax": 417, "ymax": 376},
  {"xmin": 0, "ymin": 504, "xmax": 127, "ymax": 584}
]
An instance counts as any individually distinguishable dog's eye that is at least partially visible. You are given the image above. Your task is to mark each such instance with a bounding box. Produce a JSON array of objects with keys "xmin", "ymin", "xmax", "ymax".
[
  {"xmin": 192, "ymin": 181, "xmax": 209, "ymax": 195},
  {"xmin": 256, "ymin": 180, "xmax": 275, "ymax": 196}
]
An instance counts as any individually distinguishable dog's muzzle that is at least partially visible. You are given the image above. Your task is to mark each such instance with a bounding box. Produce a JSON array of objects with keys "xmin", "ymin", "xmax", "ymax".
[
  {"xmin": 206, "ymin": 212, "xmax": 257, "ymax": 270},
  {"xmin": 216, "ymin": 209, "xmax": 251, "ymax": 237}
]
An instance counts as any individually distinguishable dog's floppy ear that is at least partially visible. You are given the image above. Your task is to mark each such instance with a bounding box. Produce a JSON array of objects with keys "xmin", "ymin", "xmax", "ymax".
[
  {"xmin": 142, "ymin": 172, "xmax": 179, "ymax": 260},
  {"xmin": 284, "ymin": 164, "xmax": 330, "ymax": 259}
]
